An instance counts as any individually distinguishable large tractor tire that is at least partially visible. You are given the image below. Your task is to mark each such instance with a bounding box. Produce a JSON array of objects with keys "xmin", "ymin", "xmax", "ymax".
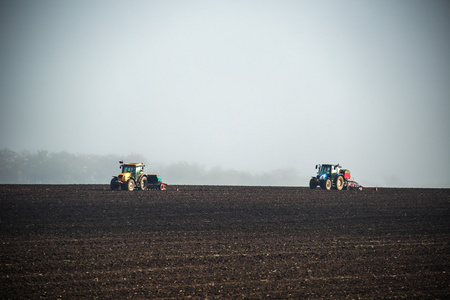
[
  {"xmin": 336, "ymin": 176, "xmax": 344, "ymax": 191},
  {"xmin": 139, "ymin": 176, "xmax": 148, "ymax": 190},
  {"xmin": 322, "ymin": 178, "xmax": 332, "ymax": 190},
  {"xmin": 309, "ymin": 178, "xmax": 318, "ymax": 189},
  {"xmin": 126, "ymin": 179, "xmax": 135, "ymax": 191}
]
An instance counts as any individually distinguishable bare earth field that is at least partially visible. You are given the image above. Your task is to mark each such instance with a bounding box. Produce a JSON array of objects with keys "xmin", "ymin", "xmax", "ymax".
[{"xmin": 1, "ymin": 185, "xmax": 449, "ymax": 299}]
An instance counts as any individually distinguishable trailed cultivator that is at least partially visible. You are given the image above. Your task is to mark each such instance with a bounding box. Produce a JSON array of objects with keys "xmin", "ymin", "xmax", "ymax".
[{"xmin": 309, "ymin": 164, "xmax": 376, "ymax": 191}]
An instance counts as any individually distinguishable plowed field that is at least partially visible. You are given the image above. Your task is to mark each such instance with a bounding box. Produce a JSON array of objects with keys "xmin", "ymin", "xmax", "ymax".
[{"xmin": 1, "ymin": 185, "xmax": 449, "ymax": 299}]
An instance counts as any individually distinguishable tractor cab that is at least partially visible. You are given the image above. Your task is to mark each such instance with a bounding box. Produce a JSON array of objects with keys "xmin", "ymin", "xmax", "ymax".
[
  {"xmin": 121, "ymin": 163, "xmax": 144, "ymax": 179},
  {"xmin": 311, "ymin": 163, "xmax": 347, "ymax": 190},
  {"xmin": 116, "ymin": 162, "xmax": 145, "ymax": 185},
  {"xmin": 315, "ymin": 164, "xmax": 339, "ymax": 180}
]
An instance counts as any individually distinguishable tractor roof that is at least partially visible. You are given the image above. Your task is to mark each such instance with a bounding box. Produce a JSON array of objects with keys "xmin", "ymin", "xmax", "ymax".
[{"xmin": 124, "ymin": 163, "xmax": 144, "ymax": 166}]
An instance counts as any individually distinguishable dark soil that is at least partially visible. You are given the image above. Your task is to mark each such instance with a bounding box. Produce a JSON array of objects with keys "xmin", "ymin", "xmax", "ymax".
[{"xmin": 1, "ymin": 185, "xmax": 449, "ymax": 299}]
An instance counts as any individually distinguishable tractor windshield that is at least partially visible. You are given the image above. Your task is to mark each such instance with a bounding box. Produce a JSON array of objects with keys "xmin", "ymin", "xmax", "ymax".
[
  {"xmin": 122, "ymin": 165, "xmax": 136, "ymax": 173},
  {"xmin": 320, "ymin": 165, "xmax": 332, "ymax": 174}
]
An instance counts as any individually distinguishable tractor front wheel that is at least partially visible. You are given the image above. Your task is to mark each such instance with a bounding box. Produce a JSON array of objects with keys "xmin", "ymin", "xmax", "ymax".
[
  {"xmin": 336, "ymin": 176, "xmax": 344, "ymax": 191},
  {"xmin": 127, "ymin": 179, "xmax": 135, "ymax": 191},
  {"xmin": 110, "ymin": 178, "xmax": 117, "ymax": 190},
  {"xmin": 309, "ymin": 178, "xmax": 318, "ymax": 189},
  {"xmin": 324, "ymin": 179, "xmax": 332, "ymax": 190}
]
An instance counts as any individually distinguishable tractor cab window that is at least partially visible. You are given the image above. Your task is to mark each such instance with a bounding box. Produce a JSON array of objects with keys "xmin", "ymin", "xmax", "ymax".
[
  {"xmin": 123, "ymin": 165, "xmax": 136, "ymax": 173},
  {"xmin": 320, "ymin": 165, "xmax": 331, "ymax": 174},
  {"xmin": 136, "ymin": 166, "xmax": 143, "ymax": 175}
]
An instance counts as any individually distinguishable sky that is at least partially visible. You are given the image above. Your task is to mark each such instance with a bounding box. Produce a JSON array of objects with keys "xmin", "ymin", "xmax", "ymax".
[{"xmin": 1, "ymin": 0, "xmax": 449, "ymax": 187}]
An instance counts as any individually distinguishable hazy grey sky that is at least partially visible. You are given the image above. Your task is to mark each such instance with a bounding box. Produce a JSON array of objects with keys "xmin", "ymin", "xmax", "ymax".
[{"xmin": 1, "ymin": 0, "xmax": 449, "ymax": 187}]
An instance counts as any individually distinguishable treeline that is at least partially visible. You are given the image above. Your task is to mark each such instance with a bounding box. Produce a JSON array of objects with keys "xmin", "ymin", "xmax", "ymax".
[
  {"xmin": 161, "ymin": 162, "xmax": 304, "ymax": 186},
  {"xmin": 0, "ymin": 148, "xmax": 145, "ymax": 184},
  {"xmin": 0, "ymin": 148, "xmax": 305, "ymax": 186}
]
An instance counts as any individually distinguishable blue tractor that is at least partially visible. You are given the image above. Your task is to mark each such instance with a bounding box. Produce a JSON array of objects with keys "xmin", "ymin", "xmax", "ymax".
[{"xmin": 309, "ymin": 164, "xmax": 351, "ymax": 190}]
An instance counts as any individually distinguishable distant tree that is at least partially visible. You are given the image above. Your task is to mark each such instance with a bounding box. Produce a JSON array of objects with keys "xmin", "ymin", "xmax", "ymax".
[
  {"xmin": 163, "ymin": 162, "xmax": 207, "ymax": 185},
  {"xmin": 0, "ymin": 148, "xmax": 21, "ymax": 183},
  {"xmin": 22, "ymin": 150, "xmax": 49, "ymax": 183}
]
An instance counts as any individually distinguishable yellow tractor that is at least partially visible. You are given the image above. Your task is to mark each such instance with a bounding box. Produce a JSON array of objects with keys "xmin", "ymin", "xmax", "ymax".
[{"xmin": 110, "ymin": 161, "xmax": 166, "ymax": 191}]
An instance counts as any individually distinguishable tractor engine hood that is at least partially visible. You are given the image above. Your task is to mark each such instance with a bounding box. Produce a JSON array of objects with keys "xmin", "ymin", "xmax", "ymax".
[
  {"xmin": 317, "ymin": 173, "xmax": 328, "ymax": 180},
  {"xmin": 118, "ymin": 172, "xmax": 131, "ymax": 182}
]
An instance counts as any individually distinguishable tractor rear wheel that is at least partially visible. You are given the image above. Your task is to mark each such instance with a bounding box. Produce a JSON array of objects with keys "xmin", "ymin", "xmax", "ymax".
[
  {"xmin": 127, "ymin": 179, "xmax": 135, "ymax": 191},
  {"xmin": 336, "ymin": 176, "xmax": 344, "ymax": 191},
  {"xmin": 139, "ymin": 176, "xmax": 148, "ymax": 190}
]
